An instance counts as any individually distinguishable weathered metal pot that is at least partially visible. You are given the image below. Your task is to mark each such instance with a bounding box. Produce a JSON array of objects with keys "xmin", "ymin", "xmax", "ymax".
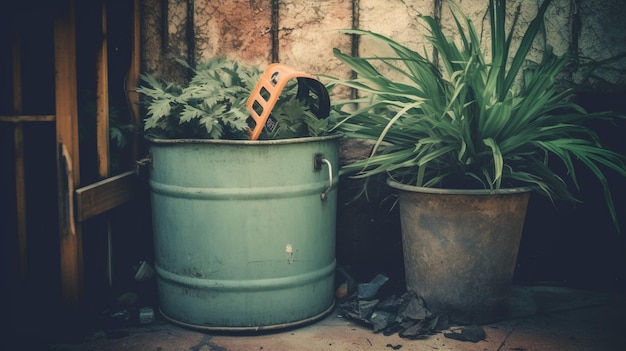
[
  {"xmin": 388, "ymin": 179, "xmax": 531, "ymax": 325},
  {"xmin": 147, "ymin": 134, "xmax": 340, "ymax": 331}
]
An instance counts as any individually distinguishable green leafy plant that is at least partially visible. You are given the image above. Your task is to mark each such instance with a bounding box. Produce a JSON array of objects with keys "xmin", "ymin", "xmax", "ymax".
[
  {"xmin": 137, "ymin": 57, "xmax": 335, "ymax": 140},
  {"xmin": 264, "ymin": 90, "xmax": 335, "ymax": 139},
  {"xmin": 325, "ymin": 0, "xmax": 626, "ymax": 229}
]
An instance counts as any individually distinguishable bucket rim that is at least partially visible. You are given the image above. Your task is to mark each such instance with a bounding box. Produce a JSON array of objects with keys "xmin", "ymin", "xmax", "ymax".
[
  {"xmin": 146, "ymin": 133, "xmax": 343, "ymax": 146},
  {"xmin": 387, "ymin": 178, "xmax": 533, "ymax": 195}
]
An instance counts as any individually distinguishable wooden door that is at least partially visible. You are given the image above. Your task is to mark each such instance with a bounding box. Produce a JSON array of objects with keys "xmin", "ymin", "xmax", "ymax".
[{"xmin": 1, "ymin": 0, "xmax": 143, "ymax": 311}]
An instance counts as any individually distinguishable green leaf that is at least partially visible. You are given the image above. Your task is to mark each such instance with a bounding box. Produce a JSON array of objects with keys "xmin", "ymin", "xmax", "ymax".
[{"xmin": 326, "ymin": 0, "xmax": 626, "ymax": 232}]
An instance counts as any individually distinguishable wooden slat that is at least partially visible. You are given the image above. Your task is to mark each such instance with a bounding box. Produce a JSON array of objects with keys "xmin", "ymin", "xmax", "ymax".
[
  {"xmin": 75, "ymin": 171, "xmax": 139, "ymax": 223},
  {"xmin": 97, "ymin": 0, "xmax": 110, "ymax": 179},
  {"xmin": 0, "ymin": 115, "xmax": 55, "ymax": 123},
  {"xmin": 126, "ymin": 0, "xmax": 141, "ymax": 162},
  {"xmin": 96, "ymin": 0, "xmax": 114, "ymax": 289},
  {"xmin": 12, "ymin": 32, "xmax": 22, "ymax": 112},
  {"xmin": 14, "ymin": 124, "xmax": 27, "ymax": 281},
  {"xmin": 54, "ymin": 0, "xmax": 83, "ymax": 307},
  {"xmin": 12, "ymin": 31, "xmax": 27, "ymax": 281}
]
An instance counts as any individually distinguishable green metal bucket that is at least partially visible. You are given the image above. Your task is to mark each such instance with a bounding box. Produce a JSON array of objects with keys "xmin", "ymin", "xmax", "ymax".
[{"xmin": 147, "ymin": 134, "xmax": 340, "ymax": 331}]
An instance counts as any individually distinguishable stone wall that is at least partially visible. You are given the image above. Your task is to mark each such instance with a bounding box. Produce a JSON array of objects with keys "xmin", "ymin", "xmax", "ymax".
[{"xmin": 141, "ymin": 0, "xmax": 626, "ymax": 92}]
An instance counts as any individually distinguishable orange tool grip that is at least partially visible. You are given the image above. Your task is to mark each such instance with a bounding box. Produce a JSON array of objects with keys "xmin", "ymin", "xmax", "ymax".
[{"xmin": 245, "ymin": 63, "xmax": 315, "ymax": 141}]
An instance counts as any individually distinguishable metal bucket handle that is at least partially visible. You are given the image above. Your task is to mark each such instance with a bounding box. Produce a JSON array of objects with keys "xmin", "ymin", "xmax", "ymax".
[{"xmin": 314, "ymin": 153, "xmax": 333, "ymax": 201}]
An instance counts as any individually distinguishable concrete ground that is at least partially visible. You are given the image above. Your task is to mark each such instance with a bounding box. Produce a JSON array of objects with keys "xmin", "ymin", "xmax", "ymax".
[{"xmin": 39, "ymin": 285, "xmax": 625, "ymax": 351}]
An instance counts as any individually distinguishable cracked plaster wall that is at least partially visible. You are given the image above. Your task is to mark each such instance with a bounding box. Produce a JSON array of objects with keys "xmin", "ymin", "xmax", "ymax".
[{"xmin": 141, "ymin": 0, "xmax": 626, "ymax": 93}]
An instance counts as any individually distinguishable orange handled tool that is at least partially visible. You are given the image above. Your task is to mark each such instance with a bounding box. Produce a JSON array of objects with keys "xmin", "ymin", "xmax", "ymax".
[{"xmin": 246, "ymin": 63, "xmax": 330, "ymax": 140}]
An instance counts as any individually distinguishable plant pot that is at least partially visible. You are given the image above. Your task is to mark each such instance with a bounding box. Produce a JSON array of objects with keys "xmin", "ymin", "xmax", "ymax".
[
  {"xmin": 147, "ymin": 134, "xmax": 341, "ymax": 331},
  {"xmin": 387, "ymin": 179, "xmax": 531, "ymax": 325}
]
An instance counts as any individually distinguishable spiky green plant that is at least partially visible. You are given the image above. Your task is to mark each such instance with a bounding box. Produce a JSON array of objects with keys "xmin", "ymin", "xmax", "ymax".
[{"xmin": 325, "ymin": 0, "xmax": 626, "ymax": 230}]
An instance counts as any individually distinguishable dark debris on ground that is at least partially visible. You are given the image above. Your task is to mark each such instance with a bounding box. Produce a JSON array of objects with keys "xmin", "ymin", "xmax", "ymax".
[{"xmin": 336, "ymin": 272, "xmax": 485, "ymax": 343}]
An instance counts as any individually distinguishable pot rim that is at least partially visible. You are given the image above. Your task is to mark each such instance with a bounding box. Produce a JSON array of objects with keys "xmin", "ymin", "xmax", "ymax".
[
  {"xmin": 146, "ymin": 133, "xmax": 343, "ymax": 146},
  {"xmin": 386, "ymin": 178, "xmax": 533, "ymax": 195}
]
